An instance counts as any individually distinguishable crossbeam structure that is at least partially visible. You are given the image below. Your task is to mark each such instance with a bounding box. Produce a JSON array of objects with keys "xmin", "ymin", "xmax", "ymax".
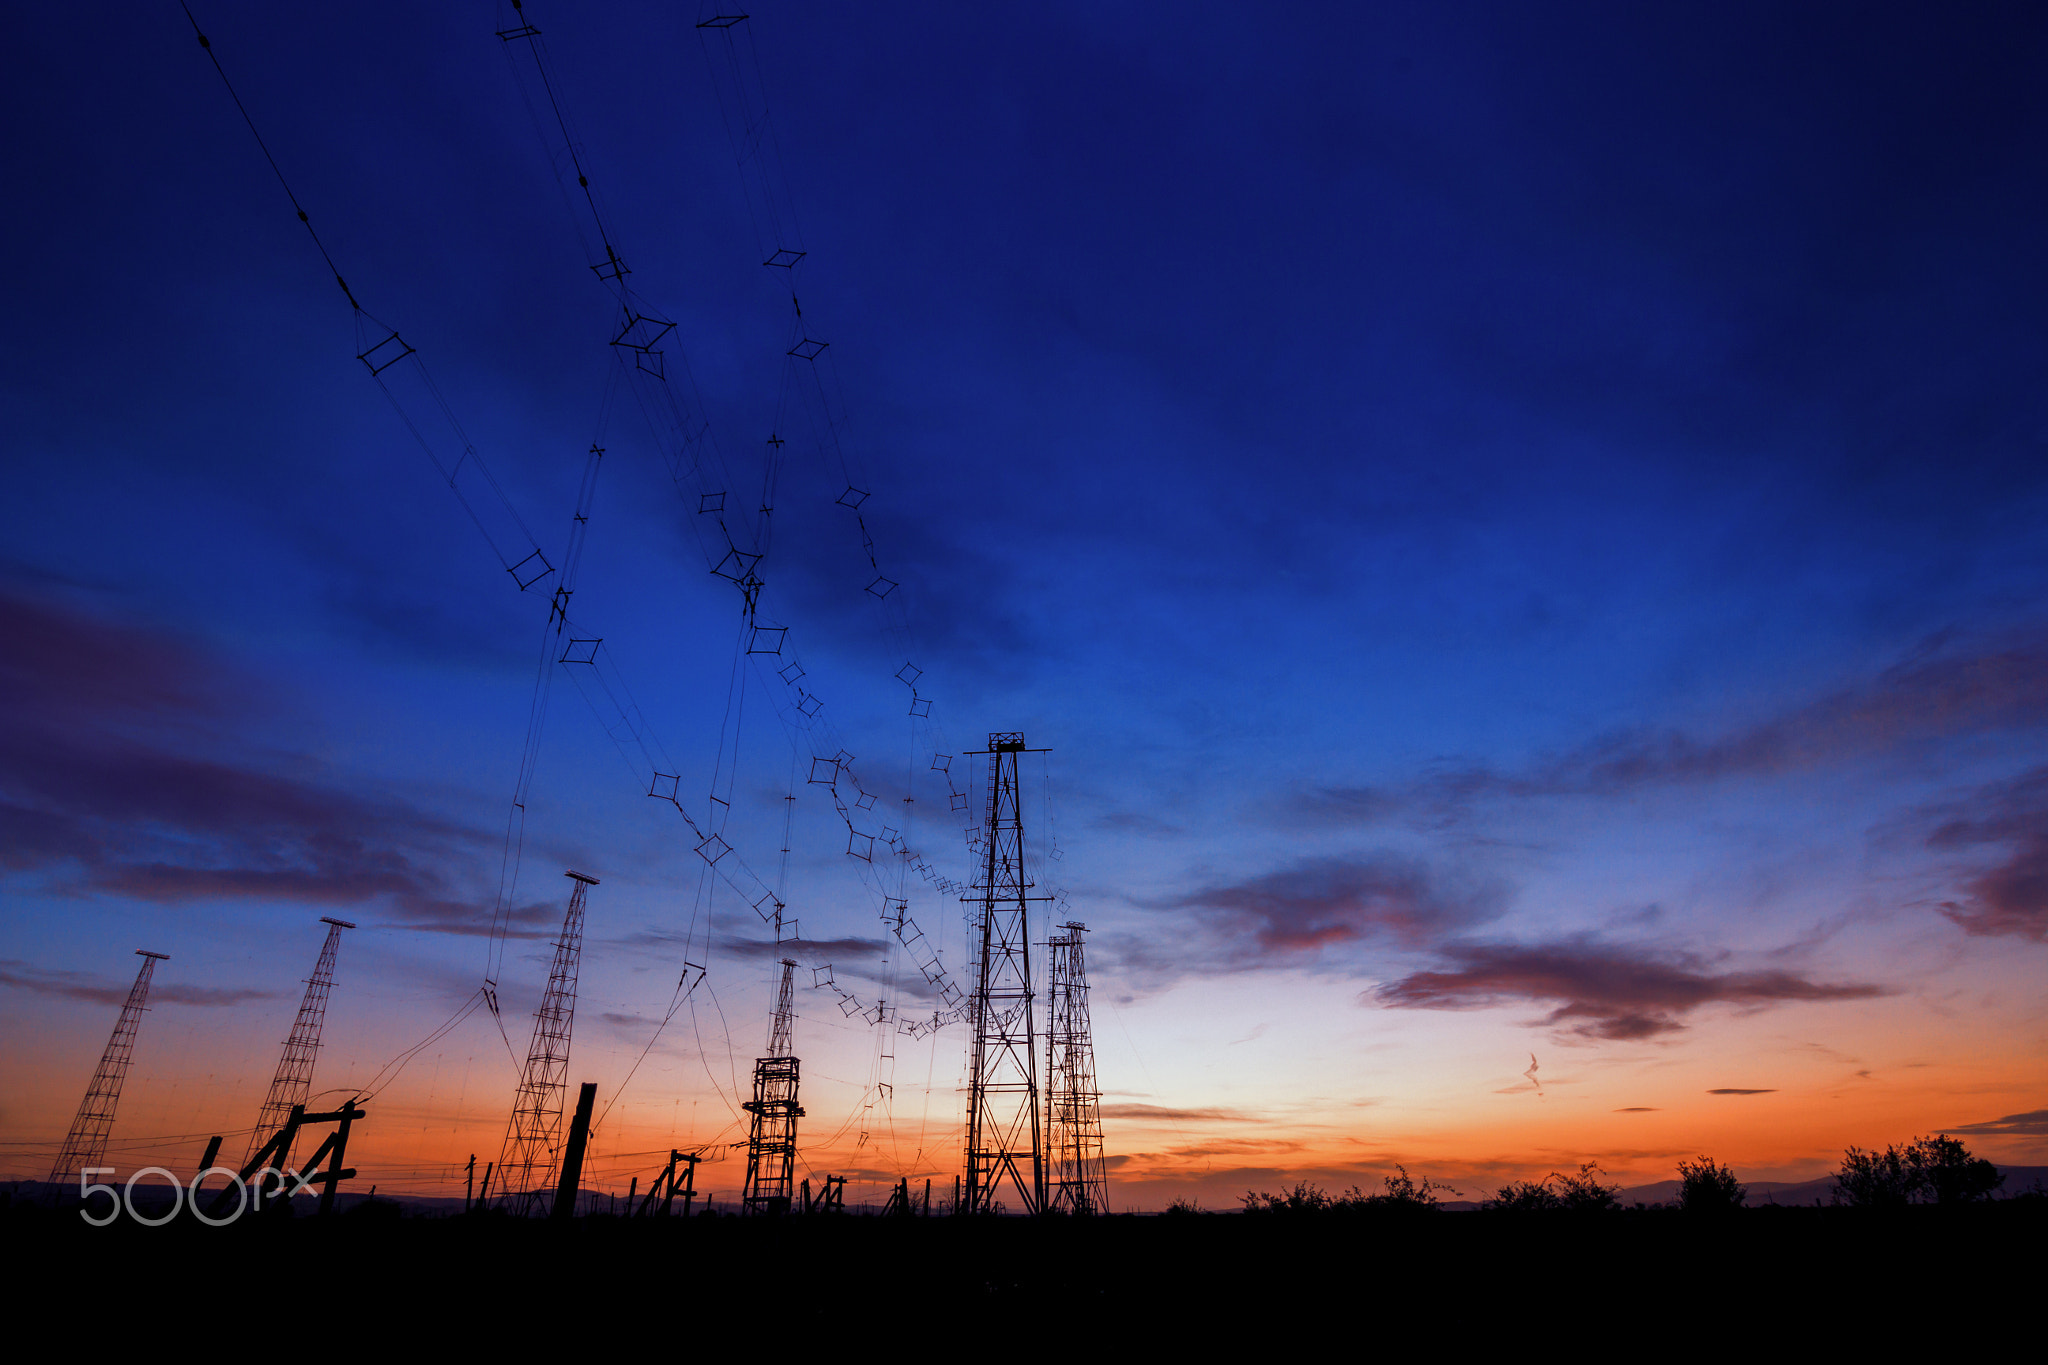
[
  {"xmin": 1046, "ymin": 922, "xmax": 1110, "ymax": 1215},
  {"xmin": 48, "ymin": 950, "xmax": 168, "ymax": 1190},
  {"xmin": 245, "ymin": 917, "xmax": 354, "ymax": 1168},
  {"xmin": 962, "ymin": 733, "xmax": 1047, "ymax": 1214},
  {"xmin": 496, "ymin": 870, "xmax": 598, "ymax": 1214},
  {"xmin": 741, "ymin": 958, "xmax": 804, "ymax": 1215}
]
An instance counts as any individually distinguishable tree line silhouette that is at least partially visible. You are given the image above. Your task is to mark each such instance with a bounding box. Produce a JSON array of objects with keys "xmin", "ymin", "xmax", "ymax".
[{"xmin": 1236, "ymin": 1133, "xmax": 2017, "ymax": 1215}]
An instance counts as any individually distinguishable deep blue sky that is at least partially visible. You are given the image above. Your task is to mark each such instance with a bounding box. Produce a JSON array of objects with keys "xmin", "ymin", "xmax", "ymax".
[{"xmin": 4, "ymin": 2, "xmax": 2045, "ymax": 1194}]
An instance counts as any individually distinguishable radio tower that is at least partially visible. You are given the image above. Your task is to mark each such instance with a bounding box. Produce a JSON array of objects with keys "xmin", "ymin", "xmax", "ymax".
[
  {"xmin": 244, "ymin": 917, "xmax": 354, "ymax": 1167},
  {"xmin": 48, "ymin": 950, "xmax": 168, "ymax": 1189},
  {"xmin": 962, "ymin": 732, "xmax": 1046, "ymax": 1214},
  {"xmin": 741, "ymin": 958, "xmax": 804, "ymax": 1215},
  {"xmin": 496, "ymin": 870, "xmax": 598, "ymax": 1214},
  {"xmin": 1045, "ymin": 922, "xmax": 1110, "ymax": 1214}
]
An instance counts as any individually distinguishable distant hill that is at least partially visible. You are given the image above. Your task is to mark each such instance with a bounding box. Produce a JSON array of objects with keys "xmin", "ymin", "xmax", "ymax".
[{"xmin": 1616, "ymin": 1165, "xmax": 2048, "ymax": 1207}]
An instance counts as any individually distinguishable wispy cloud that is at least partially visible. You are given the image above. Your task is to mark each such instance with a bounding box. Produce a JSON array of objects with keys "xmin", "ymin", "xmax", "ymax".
[
  {"xmin": 1291, "ymin": 631, "xmax": 2048, "ymax": 823},
  {"xmin": 0, "ymin": 958, "xmax": 277, "ymax": 1007},
  {"xmin": 1372, "ymin": 937, "xmax": 1888, "ymax": 1040},
  {"xmin": 0, "ymin": 588, "xmax": 512, "ymax": 932},
  {"xmin": 1923, "ymin": 765, "xmax": 2048, "ymax": 942},
  {"xmin": 1155, "ymin": 853, "xmax": 1506, "ymax": 953},
  {"xmin": 1947, "ymin": 1108, "xmax": 2048, "ymax": 1137},
  {"xmin": 1099, "ymin": 1103, "xmax": 1263, "ymax": 1123}
]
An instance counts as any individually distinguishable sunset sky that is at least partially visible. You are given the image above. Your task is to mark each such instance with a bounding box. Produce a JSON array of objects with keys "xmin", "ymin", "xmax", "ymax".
[{"xmin": 3, "ymin": 1, "xmax": 2044, "ymax": 1209}]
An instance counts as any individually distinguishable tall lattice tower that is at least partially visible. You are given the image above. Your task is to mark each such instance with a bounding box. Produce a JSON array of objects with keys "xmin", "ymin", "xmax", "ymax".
[
  {"xmin": 962, "ymin": 732, "xmax": 1045, "ymax": 1214},
  {"xmin": 1045, "ymin": 922, "xmax": 1110, "ymax": 1215},
  {"xmin": 496, "ymin": 870, "xmax": 598, "ymax": 1214},
  {"xmin": 244, "ymin": 917, "xmax": 354, "ymax": 1167},
  {"xmin": 48, "ymin": 950, "xmax": 168, "ymax": 1189},
  {"xmin": 741, "ymin": 958, "xmax": 803, "ymax": 1215}
]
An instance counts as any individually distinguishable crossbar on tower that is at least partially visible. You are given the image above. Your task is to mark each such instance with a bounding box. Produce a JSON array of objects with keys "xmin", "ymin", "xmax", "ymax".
[
  {"xmin": 741, "ymin": 957, "xmax": 804, "ymax": 1215},
  {"xmin": 48, "ymin": 951, "xmax": 169, "ymax": 1190},
  {"xmin": 962, "ymin": 732, "xmax": 1046, "ymax": 1214},
  {"xmin": 495, "ymin": 870, "xmax": 598, "ymax": 1214},
  {"xmin": 1046, "ymin": 922, "xmax": 1110, "ymax": 1214},
  {"xmin": 244, "ymin": 917, "xmax": 354, "ymax": 1168}
]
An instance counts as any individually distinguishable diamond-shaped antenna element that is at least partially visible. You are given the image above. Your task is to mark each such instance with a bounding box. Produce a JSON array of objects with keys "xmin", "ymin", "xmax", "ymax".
[
  {"xmin": 763, "ymin": 247, "xmax": 806, "ymax": 268},
  {"xmin": 866, "ymin": 576, "xmax": 898, "ymax": 600},
  {"xmin": 357, "ymin": 331, "xmax": 416, "ymax": 376},
  {"xmin": 909, "ymin": 697, "xmax": 932, "ymax": 718},
  {"xmin": 507, "ymin": 550, "xmax": 554, "ymax": 590},
  {"xmin": 778, "ymin": 662, "xmax": 805, "ymax": 685},
  {"xmin": 711, "ymin": 548, "xmax": 763, "ymax": 582},
  {"xmin": 560, "ymin": 638, "xmax": 601, "ymax": 665},
  {"xmin": 836, "ymin": 486, "xmax": 870, "ymax": 509},
  {"xmin": 700, "ymin": 491, "xmax": 726, "ymax": 514},
  {"xmin": 787, "ymin": 337, "xmax": 828, "ymax": 360},
  {"xmin": 895, "ymin": 662, "xmax": 922, "ymax": 686}
]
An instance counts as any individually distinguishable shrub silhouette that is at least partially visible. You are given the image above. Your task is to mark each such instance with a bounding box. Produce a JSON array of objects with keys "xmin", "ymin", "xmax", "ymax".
[
  {"xmin": 1241, "ymin": 1168, "xmax": 1454, "ymax": 1216},
  {"xmin": 1484, "ymin": 1163, "xmax": 1617, "ymax": 1213},
  {"xmin": 1834, "ymin": 1134, "xmax": 2003, "ymax": 1207},
  {"xmin": 1362, "ymin": 1165, "xmax": 1451, "ymax": 1210},
  {"xmin": 1675, "ymin": 1156, "xmax": 1746, "ymax": 1212},
  {"xmin": 1240, "ymin": 1181, "xmax": 1332, "ymax": 1215},
  {"xmin": 1906, "ymin": 1135, "xmax": 2003, "ymax": 1204}
]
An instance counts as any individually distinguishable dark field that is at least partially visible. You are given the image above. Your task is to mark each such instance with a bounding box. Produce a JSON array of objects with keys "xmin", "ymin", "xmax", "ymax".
[{"xmin": 6, "ymin": 1197, "xmax": 2037, "ymax": 1344}]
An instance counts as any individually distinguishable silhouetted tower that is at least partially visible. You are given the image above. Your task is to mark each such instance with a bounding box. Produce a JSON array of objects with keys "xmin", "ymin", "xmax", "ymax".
[
  {"xmin": 1045, "ymin": 922, "xmax": 1110, "ymax": 1215},
  {"xmin": 962, "ymin": 732, "xmax": 1046, "ymax": 1214},
  {"xmin": 48, "ymin": 951, "xmax": 168, "ymax": 1187},
  {"xmin": 244, "ymin": 917, "xmax": 354, "ymax": 1167},
  {"xmin": 741, "ymin": 958, "xmax": 803, "ymax": 1215},
  {"xmin": 497, "ymin": 870, "xmax": 598, "ymax": 1214}
]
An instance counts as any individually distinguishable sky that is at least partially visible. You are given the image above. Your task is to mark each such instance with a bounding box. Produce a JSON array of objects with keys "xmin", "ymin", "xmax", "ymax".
[{"xmin": 3, "ymin": 0, "xmax": 2045, "ymax": 1210}]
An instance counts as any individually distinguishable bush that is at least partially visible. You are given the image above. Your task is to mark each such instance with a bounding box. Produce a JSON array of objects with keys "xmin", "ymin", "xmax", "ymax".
[
  {"xmin": 1363, "ymin": 1165, "xmax": 1451, "ymax": 1211},
  {"xmin": 1484, "ymin": 1178, "xmax": 1559, "ymax": 1213},
  {"xmin": 1834, "ymin": 1135, "xmax": 2003, "ymax": 1207},
  {"xmin": 1907, "ymin": 1135, "xmax": 2003, "ymax": 1204},
  {"xmin": 1162, "ymin": 1196, "xmax": 1203, "ymax": 1216},
  {"xmin": 1484, "ymin": 1163, "xmax": 1617, "ymax": 1213},
  {"xmin": 1675, "ymin": 1156, "xmax": 1746, "ymax": 1212},
  {"xmin": 1835, "ymin": 1145, "xmax": 1916, "ymax": 1208},
  {"xmin": 1240, "ymin": 1181, "xmax": 1332, "ymax": 1215}
]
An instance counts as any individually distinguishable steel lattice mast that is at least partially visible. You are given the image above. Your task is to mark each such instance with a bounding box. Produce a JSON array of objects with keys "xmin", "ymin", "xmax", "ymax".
[
  {"xmin": 962, "ymin": 732, "xmax": 1045, "ymax": 1214},
  {"xmin": 741, "ymin": 957, "xmax": 804, "ymax": 1215},
  {"xmin": 496, "ymin": 870, "xmax": 598, "ymax": 1214},
  {"xmin": 1045, "ymin": 922, "xmax": 1109, "ymax": 1214},
  {"xmin": 244, "ymin": 917, "xmax": 354, "ymax": 1167},
  {"xmin": 48, "ymin": 950, "xmax": 168, "ymax": 1188}
]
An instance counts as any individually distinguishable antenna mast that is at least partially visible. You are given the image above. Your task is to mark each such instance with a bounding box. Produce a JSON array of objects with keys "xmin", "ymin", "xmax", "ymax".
[
  {"xmin": 496, "ymin": 870, "xmax": 598, "ymax": 1214},
  {"xmin": 962, "ymin": 732, "xmax": 1045, "ymax": 1214},
  {"xmin": 741, "ymin": 957, "xmax": 803, "ymax": 1215},
  {"xmin": 245, "ymin": 917, "xmax": 354, "ymax": 1167},
  {"xmin": 1046, "ymin": 922, "xmax": 1110, "ymax": 1214},
  {"xmin": 48, "ymin": 951, "xmax": 169, "ymax": 1188}
]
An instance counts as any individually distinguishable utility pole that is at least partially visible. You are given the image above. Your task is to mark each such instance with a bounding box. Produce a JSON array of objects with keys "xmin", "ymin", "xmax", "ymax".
[
  {"xmin": 741, "ymin": 958, "xmax": 803, "ymax": 1214},
  {"xmin": 1046, "ymin": 922, "xmax": 1110, "ymax": 1214},
  {"xmin": 48, "ymin": 951, "xmax": 169, "ymax": 1192},
  {"xmin": 962, "ymin": 732, "xmax": 1048, "ymax": 1214},
  {"xmin": 245, "ymin": 917, "xmax": 353, "ymax": 1168},
  {"xmin": 497, "ymin": 870, "xmax": 598, "ymax": 1214}
]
